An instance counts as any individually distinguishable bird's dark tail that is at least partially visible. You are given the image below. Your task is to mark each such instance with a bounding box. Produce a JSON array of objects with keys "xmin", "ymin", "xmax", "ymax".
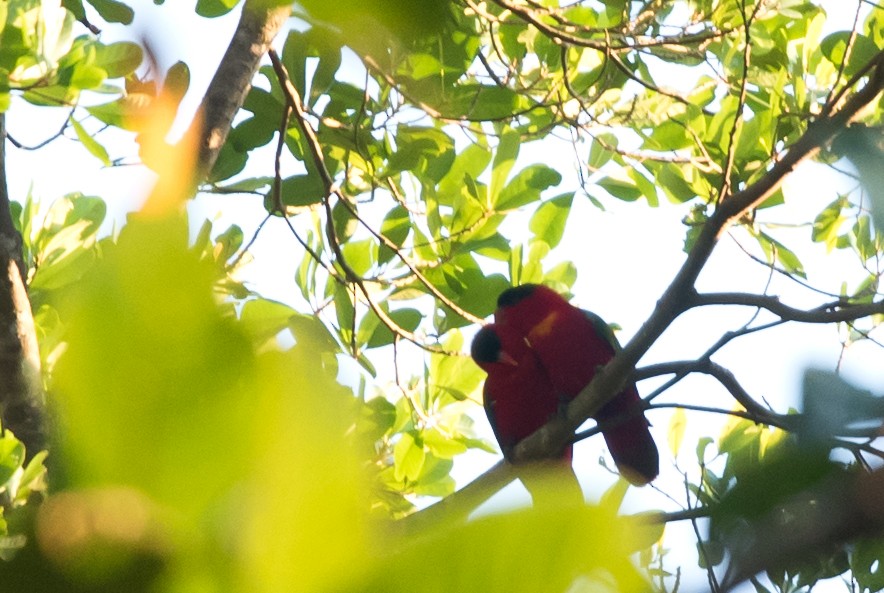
[{"xmin": 596, "ymin": 389, "xmax": 659, "ymax": 486}]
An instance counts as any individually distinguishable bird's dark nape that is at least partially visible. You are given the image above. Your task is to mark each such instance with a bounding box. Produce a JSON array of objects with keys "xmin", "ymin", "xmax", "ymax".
[
  {"xmin": 471, "ymin": 326, "xmax": 502, "ymax": 363},
  {"xmin": 497, "ymin": 284, "xmax": 539, "ymax": 308}
]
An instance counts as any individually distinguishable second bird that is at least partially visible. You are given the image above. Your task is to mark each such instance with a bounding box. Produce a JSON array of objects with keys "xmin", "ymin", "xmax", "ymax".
[{"xmin": 476, "ymin": 283, "xmax": 659, "ymax": 486}]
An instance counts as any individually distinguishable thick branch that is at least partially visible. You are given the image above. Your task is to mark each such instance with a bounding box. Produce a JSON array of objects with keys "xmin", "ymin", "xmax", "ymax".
[
  {"xmin": 192, "ymin": 0, "xmax": 292, "ymax": 181},
  {"xmin": 0, "ymin": 114, "xmax": 45, "ymax": 457}
]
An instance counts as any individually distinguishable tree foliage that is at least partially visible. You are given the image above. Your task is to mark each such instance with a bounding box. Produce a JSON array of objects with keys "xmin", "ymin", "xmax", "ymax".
[{"xmin": 0, "ymin": 0, "xmax": 883, "ymax": 591}]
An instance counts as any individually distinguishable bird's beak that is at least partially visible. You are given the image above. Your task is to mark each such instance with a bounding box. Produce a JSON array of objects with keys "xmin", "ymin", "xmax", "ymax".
[{"xmin": 497, "ymin": 351, "xmax": 518, "ymax": 366}]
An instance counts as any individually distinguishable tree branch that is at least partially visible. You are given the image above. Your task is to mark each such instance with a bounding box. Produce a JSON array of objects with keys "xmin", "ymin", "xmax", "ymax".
[
  {"xmin": 689, "ymin": 292, "xmax": 884, "ymax": 323},
  {"xmin": 192, "ymin": 0, "xmax": 292, "ymax": 181},
  {"xmin": 0, "ymin": 114, "xmax": 45, "ymax": 457}
]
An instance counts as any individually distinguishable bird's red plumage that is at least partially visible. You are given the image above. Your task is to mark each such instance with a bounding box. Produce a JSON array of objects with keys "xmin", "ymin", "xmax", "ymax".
[
  {"xmin": 493, "ymin": 284, "xmax": 659, "ymax": 485},
  {"xmin": 472, "ymin": 323, "xmax": 572, "ymax": 460}
]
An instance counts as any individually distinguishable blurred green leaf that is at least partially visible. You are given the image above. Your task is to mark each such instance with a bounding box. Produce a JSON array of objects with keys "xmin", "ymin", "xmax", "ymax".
[
  {"xmin": 393, "ymin": 431, "xmax": 425, "ymax": 482},
  {"xmin": 0, "ymin": 433, "xmax": 25, "ymax": 487},
  {"xmin": 668, "ymin": 407, "xmax": 687, "ymax": 459},
  {"xmin": 357, "ymin": 503, "xmax": 650, "ymax": 593},
  {"xmin": 93, "ymin": 41, "xmax": 142, "ymax": 78},
  {"xmin": 85, "ymin": 0, "xmax": 134, "ymax": 24}
]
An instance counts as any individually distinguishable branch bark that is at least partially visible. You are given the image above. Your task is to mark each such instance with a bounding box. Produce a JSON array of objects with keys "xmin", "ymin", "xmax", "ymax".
[
  {"xmin": 689, "ymin": 292, "xmax": 884, "ymax": 323},
  {"xmin": 191, "ymin": 0, "xmax": 292, "ymax": 181},
  {"xmin": 0, "ymin": 114, "xmax": 45, "ymax": 457}
]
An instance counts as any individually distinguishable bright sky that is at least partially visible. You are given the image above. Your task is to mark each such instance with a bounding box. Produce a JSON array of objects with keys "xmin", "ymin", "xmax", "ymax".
[{"xmin": 5, "ymin": 2, "xmax": 882, "ymax": 592}]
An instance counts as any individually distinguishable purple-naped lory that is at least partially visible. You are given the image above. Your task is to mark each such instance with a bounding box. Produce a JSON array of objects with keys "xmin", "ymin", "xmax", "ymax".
[
  {"xmin": 473, "ymin": 283, "xmax": 659, "ymax": 485},
  {"xmin": 471, "ymin": 323, "xmax": 571, "ymax": 461}
]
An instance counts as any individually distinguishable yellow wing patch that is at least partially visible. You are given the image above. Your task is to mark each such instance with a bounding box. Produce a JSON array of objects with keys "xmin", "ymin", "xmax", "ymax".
[{"xmin": 528, "ymin": 311, "xmax": 561, "ymax": 342}]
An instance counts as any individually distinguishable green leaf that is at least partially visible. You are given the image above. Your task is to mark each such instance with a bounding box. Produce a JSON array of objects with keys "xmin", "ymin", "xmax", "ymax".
[
  {"xmin": 388, "ymin": 126, "xmax": 455, "ymax": 181},
  {"xmin": 655, "ymin": 164, "xmax": 696, "ymax": 203},
  {"xmin": 87, "ymin": 93, "xmax": 153, "ymax": 130},
  {"xmin": 490, "ymin": 127, "xmax": 520, "ymax": 199},
  {"xmin": 93, "ymin": 41, "xmax": 142, "ymax": 78},
  {"xmin": 378, "ymin": 205, "xmax": 410, "ymax": 264},
  {"xmin": 86, "ymin": 0, "xmax": 134, "ymax": 24},
  {"xmin": 240, "ymin": 298, "xmax": 297, "ymax": 345},
  {"xmin": 164, "ymin": 61, "xmax": 190, "ymax": 104},
  {"xmin": 851, "ymin": 538, "xmax": 884, "ymax": 593},
  {"xmin": 628, "ymin": 168, "xmax": 659, "ymax": 206},
  {"xmin": 598, "ymin": 176, "xmax": 642, "ymax": 202},
  {"xmin": 393, "ymin": 431, "xmax": 425, "ymax": 482},
  {"xmin": 422, "ymin": 427, "xmax": 468, "ymax": 459},
  {"xmin": 358, "ymin": 503, "xmax": 650, "ymax": 593},
  {"xmin": 696, "ymin": 436, "xmax": 714, "ymax": 465},
  {"xmin": 359, "ymin": 397, "xmax": 397, "ymax": 444},
  {"xmin": 495, "ymin": 165, "xmax": 561, "ymax": 210},
  {"xmin": 210, "ymin": 143, "xmax": 247, "ymax": 183},
  {"xmin": 333, "ymin": 283, "xmax": 356, "ymax": 345},
  {"xmin": 820, "ymin": 32, "xmax": 880, "ymax": 77},
  {"xmin": 438, "ymin": 142, "xmax": 492, "ymax": 206},
  {"xmin": 365, "ymin": 308, "xmax": 422, "ymax": 349},
  {"xmin": 278, "ymin": 174, "xmax": 327, "ymax": 208},
  {"xmin": 697, "ymin": 539, "xmax": 725, "ymax": 569},
  {"xmin": 70, "ymin": 117, "xmax": 111, "ymax": 166},
  {"xmin": 529, "ymin": 193, "xmax": 573, "ymax": 249},
  {"xmin": 195, "ymin": 0, "xmax": 240, "ymax": 17},
  {"xmin": 757, "ymin": 231, "xmax": 806, "ymax": 278},
  {"xmin": 213, "ymin": 177, "xmax": 272, "ymax": 193},
  {"xmin": 589, "ymin": 134, "xmax": 616, "ymax": 170},
  {"xmin": 413, "ymin": 459, "xmax": 456, "ymax": 497},
  {"xmin": 0, "ymin": 434, "xmax": 25, "ymax": 487},
  {"xmin": 340, "ymin": 239, "xmax": 378, "ymax": 277}
]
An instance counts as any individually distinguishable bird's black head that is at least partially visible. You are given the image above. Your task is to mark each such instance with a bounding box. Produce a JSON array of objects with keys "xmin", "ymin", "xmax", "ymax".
[
  {"xmin": 496, "ymin": 284, "xmax": 539, "ymax": 309},
  {"xmin": 471, "ymin": 325, "xmax": 502, "ymax": 364}
]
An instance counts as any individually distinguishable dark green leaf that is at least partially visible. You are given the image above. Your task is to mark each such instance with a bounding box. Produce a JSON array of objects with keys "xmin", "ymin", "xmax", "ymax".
[
  {"xmin": 209, "ymin": 143, "xmax": 247, "ymax": 183},
  {"xmin": 366, "ymin": 308, "xmax": 422, "ymax": 348},
  {"xmin": 86, "ymin": 0, "xmax": 135, "ymax": 24},
  {"xmin": 278, "ymin": 174, "xmax": 327, "ymax": 208},
  {"xmin": 379, "ymin": 205, "xmax": 411, "ymax": 264}
]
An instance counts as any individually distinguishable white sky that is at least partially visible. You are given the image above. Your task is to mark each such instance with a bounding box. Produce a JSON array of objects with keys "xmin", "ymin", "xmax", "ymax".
[{"xmin": 5, "ymin": 1, "xmax": 882, "ymax": 591}]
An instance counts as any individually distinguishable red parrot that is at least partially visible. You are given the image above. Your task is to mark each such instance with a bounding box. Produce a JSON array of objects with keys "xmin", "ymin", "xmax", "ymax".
[
  {"xmin": 471, "ymin": 323, "xmax": 583, "ymax": 504},
  {"xmin": 471, "ymin": 323, "xmax": 570, "ymax": 461},
  {"xmin": 493, "ymin": 283, "xmax": 659, "ymax": 485}
]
